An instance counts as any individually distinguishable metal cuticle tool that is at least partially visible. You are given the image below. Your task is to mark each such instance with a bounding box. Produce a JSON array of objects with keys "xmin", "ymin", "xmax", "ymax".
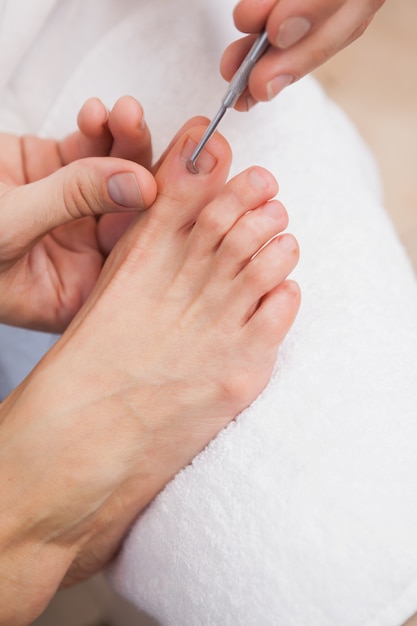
[{"xmin": 186, "ymin": 30, "xmax": 270, "ymax": 174}]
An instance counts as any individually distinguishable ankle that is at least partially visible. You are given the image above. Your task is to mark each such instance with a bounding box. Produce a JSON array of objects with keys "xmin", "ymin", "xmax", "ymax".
[{"xmin": 0, "ymin": 528, "xmax": 76, "ymax": 624}]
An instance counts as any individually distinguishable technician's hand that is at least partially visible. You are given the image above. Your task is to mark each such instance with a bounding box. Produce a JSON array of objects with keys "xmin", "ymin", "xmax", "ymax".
[
  {"xmin": 0, "ymin": 96, "xmax": 157, "ymax": 332},
  {"xmin": 221, "ymin": 0, "xmax": 385, "ymax": 110}
]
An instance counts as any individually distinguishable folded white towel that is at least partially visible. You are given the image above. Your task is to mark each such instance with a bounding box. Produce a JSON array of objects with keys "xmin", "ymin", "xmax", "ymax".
[
  {"xmin": 110, "ymin": 77, "xmax": 417, "ymax": 623},
  {"xmin": 0, "ymin": 1, "xmax": 416, "ymax": 625}
]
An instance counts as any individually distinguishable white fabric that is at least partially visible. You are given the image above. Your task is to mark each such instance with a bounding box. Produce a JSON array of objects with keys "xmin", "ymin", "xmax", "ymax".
[
  {"xmin": 0, "ymin": 0, "xmax": 57, "ymax": 91},
  {"xmin": 0, "ymin": 1, "xmax": 416, "ymax": 625}
]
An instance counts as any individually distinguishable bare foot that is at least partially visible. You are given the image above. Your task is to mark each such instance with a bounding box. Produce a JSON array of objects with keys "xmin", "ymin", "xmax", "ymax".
[
  {"xmin": 4, "ymin": 123, "xmax": 300, "ymax": 604},
  {"xmin": 64, "ymin": 122, "xmax": 300, "ymax": 448}
]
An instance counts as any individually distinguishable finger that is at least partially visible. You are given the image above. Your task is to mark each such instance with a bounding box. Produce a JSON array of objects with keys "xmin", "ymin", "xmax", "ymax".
[
  {"xmin": 228, "ymin": 1, "xmax": 383, "ymax": 104},
  {"xmin": 233, "ymin": 0, "xmax": 345, "ymax": 37},
  {"xmin": 233, "ymin": 0, "xmax": 277, "ymax": 34},
  {"xmin": 248, "ymin": 0, "xmax": 382, "ymax": 102},
  {"xmin": 107, "ymin": 96, "xmax": 152, "ymax": 168},
  {"xmin": 220, "ymin": 34, "xmax": 256, "ymax": 82},
  {"xmin": 220, "ymin": 34, "xmax": 293, "ymax": 110},
  {"xmin": 59, "ymin": 98, "xmax": 113, "ymax": 163},
  {"xmin": 266, "ymin": 0, "xmax": 344, "ymax": 49},
  {"xmin": 0, "ymin": 157, "xmax": 157, "ymax": 261},
  {"xmin": 266, "ymin": 0, "xmax": 384, "ymax": 51},
  {"xmin": 220, "ymin": 35, "xmax": 260, "ymax": 110}
]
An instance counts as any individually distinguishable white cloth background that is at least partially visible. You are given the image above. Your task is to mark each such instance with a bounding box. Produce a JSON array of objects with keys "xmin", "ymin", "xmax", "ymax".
[{"xmin": 0, "ymin": 1, "xmax": 416, "ymax": 625}]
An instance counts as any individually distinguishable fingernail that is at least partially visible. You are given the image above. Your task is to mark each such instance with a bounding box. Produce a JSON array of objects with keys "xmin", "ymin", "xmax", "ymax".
[
  {"xmin": 266, "ymin": 74, "xmax": 293, "ymax": 100},
  {"xmin": 107, "ymin": 172, "xmax": 144, "ymax": 209},
  {"xmin": 276, "ymin": 16, "xmax": 311, "ymax": 49},
  {"xmin": 182, "ymin": 137, "xmax": 217, "ymax": 175}
]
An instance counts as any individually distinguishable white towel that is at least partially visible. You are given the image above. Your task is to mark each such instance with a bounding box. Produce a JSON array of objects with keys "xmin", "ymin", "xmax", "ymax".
[
  {"xmin": 0, "ymin": 2, "xmax": 416, "ymax": 625},
  {"xmin": 0, "ymin": 0, "xmax": 57, "ymax": 91}
]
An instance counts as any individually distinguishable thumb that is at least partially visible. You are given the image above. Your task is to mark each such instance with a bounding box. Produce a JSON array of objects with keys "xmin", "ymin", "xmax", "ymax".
[{"xmin": 0, "ymin": 156, "xmax": 157, "ymax": 260}]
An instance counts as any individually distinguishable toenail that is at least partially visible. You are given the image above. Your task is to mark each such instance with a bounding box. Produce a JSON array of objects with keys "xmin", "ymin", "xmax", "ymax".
[
  {"xmin": 278, "ymin": 234, "xmax": 297, "ymax": 253},
  {"xmin": 107, "ymin": 172, "xmax": 144, "ymax": 209},
  {"xmin": 248, "ymin": 168, "xmax": 270, "ymax": 190},
  {"xmin": 263, "ymin": 200, "xmax": 284, "ymax": 220},
  {"xmin": 182, "ymin": 138, "xmax": 217, "ymax": 175}
]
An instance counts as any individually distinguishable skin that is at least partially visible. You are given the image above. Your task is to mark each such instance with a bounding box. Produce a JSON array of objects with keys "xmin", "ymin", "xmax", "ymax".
[
  {"xmin": 221, "ymin": 0, "xmax": 385, "ymax": 110},
  {"xmin": 0, "ymin": 96, "xmax": 156, "ymax": 332},
  {"xmin": 0, "ymin": 103, "xmax": 300, "ymax": 623}
]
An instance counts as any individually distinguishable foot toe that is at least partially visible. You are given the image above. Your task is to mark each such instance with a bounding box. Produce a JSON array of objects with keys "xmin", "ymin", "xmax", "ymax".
[
  {"xmin": 108, "ymin": 96, "xmax": 152, "ymax": 168},
  {"xmin": 214, "ymin": 199, "xmax": 289, "ymax": 280},
  {"xmin": 150, "ymin": 125, "xmax": 233, "ymax": 230},
  {"xmin": 228, "ymin": 233, "xmax": 300, "ymax": 325},
  {"xmin": 184, "ymin": 167, "xmax": 279, "ymax": 265}
]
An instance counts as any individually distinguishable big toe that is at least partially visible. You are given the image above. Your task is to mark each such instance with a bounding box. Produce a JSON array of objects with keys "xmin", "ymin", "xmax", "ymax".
[{"xmin": 151, "ymin": 123, "xmax": 232, "ymax": 228}]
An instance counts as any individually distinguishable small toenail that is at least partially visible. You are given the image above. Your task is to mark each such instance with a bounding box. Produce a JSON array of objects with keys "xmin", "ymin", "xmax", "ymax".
[
  {"xmin": 248, "ymin": 168, "xmax": 270, "ymax": 190},
  {"xmin": 182, "ymin": 138, "xmax": 217, "ymax": 175},
  {"xmin": 263, "ymin": 200, "xmax": 284, "ymax": 219},
  {"xmin": 278, "ymin": 234, "xmax": 297, "ymax": 253}
]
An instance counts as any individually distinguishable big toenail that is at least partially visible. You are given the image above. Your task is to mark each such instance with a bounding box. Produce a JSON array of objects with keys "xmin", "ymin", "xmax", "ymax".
[
  {"xmin": 182, "ymin": 138, "xmax": 217, "ymax": 174},
  {"xmin": 248, "ymin": 168, "xmax": 270, "ymax": 190}
]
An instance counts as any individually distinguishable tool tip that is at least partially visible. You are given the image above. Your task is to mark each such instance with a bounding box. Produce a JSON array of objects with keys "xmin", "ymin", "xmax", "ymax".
[{"xmin": 186, "ymin": 159, "xmax": 199, "ymax": 175}]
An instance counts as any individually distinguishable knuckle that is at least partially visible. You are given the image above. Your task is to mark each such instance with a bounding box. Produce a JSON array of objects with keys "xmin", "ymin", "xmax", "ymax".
[
  {"xmin": 309, "ymin": 44, "xmax": 334, "ymax": 68},
  {"xmin": 225, "ymin": 212, "xmax": 264, "ymax": 254},
  {"xmin": 63, "ymin": 169, "xmax": 100, "ymax": 219},
  {"xmin": 199, "ymin": 204, "xmax": 226, "ymax": 236},
  {"xmin": 241, "ymin": 211, "xmax": 267, "ymax": 242},
  {"xmin": 0, "ymin": 185, "xmax": 21, "ymax": 257}
]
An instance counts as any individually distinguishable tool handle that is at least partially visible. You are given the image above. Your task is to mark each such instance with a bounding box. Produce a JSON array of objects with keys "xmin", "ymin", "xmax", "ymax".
[{"xmin": 222, "ymin": 30, "xmax": 270, "ymax": 109}]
